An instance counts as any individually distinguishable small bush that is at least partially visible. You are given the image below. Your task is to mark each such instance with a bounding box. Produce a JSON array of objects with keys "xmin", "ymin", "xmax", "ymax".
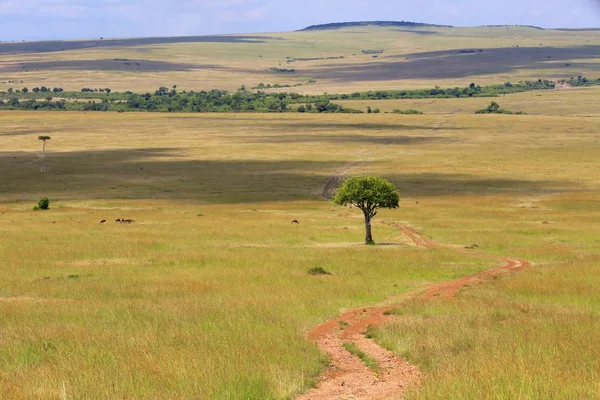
[
  {"xmin": 308, "ymin": 267, "xmax": 332, "ymax": 276},
  {"xmin": 476, "ymin": 101, "xmax": 525, "ymax": 115},
  {"xmin": 35, "ymin": 197, "xmax": 50, "ymax": 211},
  {"xmin": 392, "ymin": 109, "xmax": 423, "ymax": 115}
]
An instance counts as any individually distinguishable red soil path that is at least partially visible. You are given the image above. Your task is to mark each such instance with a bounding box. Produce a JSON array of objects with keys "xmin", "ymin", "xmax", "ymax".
[{"xmin": 298, "ymin": 225, "xmax": 531, "ymax": 400}]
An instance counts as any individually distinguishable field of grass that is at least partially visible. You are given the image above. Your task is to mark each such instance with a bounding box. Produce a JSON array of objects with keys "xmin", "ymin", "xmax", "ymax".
[
  {"xmin": 2, "ymin": 26, "xmax": 600, "ymax": 94},
  {"xmin": 337, "ymin": 85, "xmax": 600, "ymax": 116},
  {"xmin": 1, "ymin": 101, "xmax": 599, "ymax": 398}
]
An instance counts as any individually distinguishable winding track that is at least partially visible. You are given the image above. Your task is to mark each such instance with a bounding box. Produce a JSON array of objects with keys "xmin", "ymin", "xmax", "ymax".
[{"xmin": 298, "ymin": 165, "xmax": 532, "ymax": 400}]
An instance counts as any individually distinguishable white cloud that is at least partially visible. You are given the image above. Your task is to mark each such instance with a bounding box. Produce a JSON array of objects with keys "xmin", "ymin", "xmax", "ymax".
[{"xmin": 0, "ymin": 0, "xmax": 599, "ymax": 40}]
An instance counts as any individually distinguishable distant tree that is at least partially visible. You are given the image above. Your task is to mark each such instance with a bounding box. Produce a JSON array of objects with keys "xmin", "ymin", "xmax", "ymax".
[
  {"xmin": 32, "ymin": 87, "xmax": 40, "ymax": 93},
  {"xmin": 487, "ymin": 101, "xmax": 500, "ymax": 112},
  {"xmin": 40, "ymin": 86, "xmax": 48, "ymax": 92},
  {"xmin": 105, "ymin": 88, "xmax": 111, "ymax": 94},
  {"xmin": 38, "ymin": 135, "xmax": 51, "ymax": 152},
  {"xmin": 333, "ymin": 176, "xmax": 400, "ymax": 244},
  {"xmin": 7, "ymin": 88, "xmax": 13, "ymax": 93},
  {"xmin": 297, "ymin": 105, "xmax": 307, "ymax": 113},
  {"xmin": 22, "ymin": 87, "xmax": 29, "ymax": 93}
]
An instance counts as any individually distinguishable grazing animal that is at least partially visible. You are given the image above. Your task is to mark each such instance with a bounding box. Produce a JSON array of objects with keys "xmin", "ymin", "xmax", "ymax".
[
  {"xmin": 51, "ymin": 220, "xmax": 56, "ymax": 224},
  {"xmin": 116, "ymin": 218, "xmax": 121, "ymax": 222},
  {"xmin": 292, "ymin": 220, "xmax": 299, "ymax": 224},
  {"xmin": 78, "ymin": 220, "xmax": 81, "ymax": 223},
  {"xmin": 100, "ymin": 220, "xmax": 106, "ymax": 224}
]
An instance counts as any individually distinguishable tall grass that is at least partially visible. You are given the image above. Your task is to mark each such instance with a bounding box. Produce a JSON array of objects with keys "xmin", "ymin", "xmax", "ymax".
[{"xmin": 1, "ymin": 110, "xmax": 599, "ymax": 397}]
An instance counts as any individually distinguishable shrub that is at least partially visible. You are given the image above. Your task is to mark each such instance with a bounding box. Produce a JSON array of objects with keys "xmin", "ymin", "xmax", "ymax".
[
  {"xmin": 35, "ymin": 197, "xmax": 50, "ymax": 211},
  {"xmin": 308, "ymin": 267, "xmax": 332, "ymax": 276},
  {"xmin": 392, "ymin": 109, "xmax": 423, "ymax": 114}
]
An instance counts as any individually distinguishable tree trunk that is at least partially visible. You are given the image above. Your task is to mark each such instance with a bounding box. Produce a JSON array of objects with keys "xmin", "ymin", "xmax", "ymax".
[
  {"xmin": 42, "ymin": 141, "xmax": 46, "ymax": 152},
  {"xmin": 364, "ymin": 215, "xmax": 373, "ymax": 244}
]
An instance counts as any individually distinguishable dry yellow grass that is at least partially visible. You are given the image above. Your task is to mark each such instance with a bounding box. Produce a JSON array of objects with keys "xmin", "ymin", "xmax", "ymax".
[
  {"xmin": 337, "ymin": 86, "xmax": 600, "ymax": 116},
  {"xmin": 1, "ymin": 87, "xmax": 600, "ymax": 398},
  {"xmin": 2, "ymin": 26, "xmax": 600, "ymax": 93}
]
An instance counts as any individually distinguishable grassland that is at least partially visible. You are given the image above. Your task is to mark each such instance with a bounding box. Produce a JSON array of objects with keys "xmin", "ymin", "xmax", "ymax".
[
  {"xmin": 1, "ymin": 97, "xmax": 599, "ymax": 398},
  {"xmin": 338, "ymin": 86, "xmax": 600, "ymax": 116},
  {"xmin": 2, "ymin": 22, "xmax": 600, "ymax": 399},
  {"xmin": 2, "ymin": 26, "xmax": 600, "ymax": 94}
]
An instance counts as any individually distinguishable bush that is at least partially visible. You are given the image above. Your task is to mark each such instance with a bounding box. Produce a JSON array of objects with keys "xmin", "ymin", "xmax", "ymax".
[
  {"xmin": 392, "ymin": 109, "xmax": 423, "ymax": 114},
  {"xmin": 308, "ymin": 267, "xmax": 332, "ymax": 276},
  {"xmin": 476, "ymin": 101, "xmax": 524, "ymax": 115},
  {"xmin": 36, "ymin": 197, "xmax": 50, "ymax": 210}
]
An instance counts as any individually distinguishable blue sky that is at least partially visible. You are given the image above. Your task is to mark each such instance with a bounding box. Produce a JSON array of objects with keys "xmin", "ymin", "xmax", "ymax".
[{"xmin": 1, "ymin": 0, "xmax": 600, "ymax": 41}]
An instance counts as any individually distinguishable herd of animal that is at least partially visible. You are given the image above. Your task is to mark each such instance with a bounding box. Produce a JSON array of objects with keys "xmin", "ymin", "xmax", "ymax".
[{"xmin": 100, "ymin": 218, "xmax": 135, "ymax": 224}]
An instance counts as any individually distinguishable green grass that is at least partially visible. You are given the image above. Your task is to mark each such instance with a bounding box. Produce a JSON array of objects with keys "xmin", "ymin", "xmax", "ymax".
[
  {"xmin": 0, "ymin": 95, "xmax": 599, "ymax": 398},
  {"xmin": 342, "ymin": 342, "xmax": 381, "ymax": 374}
]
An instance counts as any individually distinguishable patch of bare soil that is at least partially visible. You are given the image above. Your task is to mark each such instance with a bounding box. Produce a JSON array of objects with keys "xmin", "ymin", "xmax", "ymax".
[{"xmin": 298, "ymin": 225, "xmax": 531, "ymax": 400}]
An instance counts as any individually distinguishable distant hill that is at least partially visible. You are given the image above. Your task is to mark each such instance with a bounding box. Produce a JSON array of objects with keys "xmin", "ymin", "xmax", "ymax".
[
  {"xmin": 298, "ymin": 21, "xmax": 453, "ymax": 31},
  {"xmin": 478, "ymin": 25, "xmax": 545, "ymax": 30}
]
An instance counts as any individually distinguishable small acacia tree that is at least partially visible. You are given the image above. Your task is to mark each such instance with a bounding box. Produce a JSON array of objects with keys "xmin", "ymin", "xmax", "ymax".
[
  {"xmin": 333, "ymin": 176, "xmax": 400, "ymax": 244},
  {"xmin": 38, "ymin": 136, "xmax": 51, "ymax": 152}
]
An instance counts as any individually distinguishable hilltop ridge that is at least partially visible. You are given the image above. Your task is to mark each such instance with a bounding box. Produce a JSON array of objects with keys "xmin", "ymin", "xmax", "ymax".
[{"xmin": 298, "ymin": 21, "xmax": 453, "ymax": 31}]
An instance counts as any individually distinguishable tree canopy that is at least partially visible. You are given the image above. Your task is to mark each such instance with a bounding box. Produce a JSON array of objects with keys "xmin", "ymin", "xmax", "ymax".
[
  {"xmin": 38, "ymin": 135, "xmax": 51, "ymax": 152},
  {"xmin": 333, "ymin": 176, "xmax": 400, "ymax": 244}
]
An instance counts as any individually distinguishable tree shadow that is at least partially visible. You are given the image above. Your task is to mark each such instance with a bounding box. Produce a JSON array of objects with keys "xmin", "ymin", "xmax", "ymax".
[
  {"xmin": 238, "ymin": 134, "xmax": 451, "ymax": 145},
  {"xmin": 0, "ymin": 148, "xmax": 573, "ymax": 204},
  {"xmin": 270, "ymin": 122, "xmax": 466, "ymax": 132},
  {"xmin": 388, "ymin": 172, "xmax": 573, "ymax": 198}
]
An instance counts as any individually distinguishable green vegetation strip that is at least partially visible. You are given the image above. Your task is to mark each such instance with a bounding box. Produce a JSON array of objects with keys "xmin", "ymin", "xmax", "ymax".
[
  {"xmin": 0, "ymin": 77, "xmax": 597, "ymax": 113},
  {"xmin": 342, "ymin": 342, "xmax": 381, "ymax": 375}
]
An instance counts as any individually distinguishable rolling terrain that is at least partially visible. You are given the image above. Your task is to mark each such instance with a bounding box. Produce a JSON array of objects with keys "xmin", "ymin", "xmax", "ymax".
[
  {"xmin": 2, "ymin": 24, "xmax": 600, "ymax": 94},
  {"xmin": 1, "ymin": 22, "xmax": 600, "ymax": 399}
]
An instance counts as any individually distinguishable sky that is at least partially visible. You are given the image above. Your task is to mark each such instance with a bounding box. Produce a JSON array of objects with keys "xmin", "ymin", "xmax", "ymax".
[{"xmin": 1, "ymin": 0, "xmax": 600, "ymax": 41}]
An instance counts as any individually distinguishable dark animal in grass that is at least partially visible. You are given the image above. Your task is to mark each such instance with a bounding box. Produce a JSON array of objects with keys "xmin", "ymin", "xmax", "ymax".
[
  {"xmin": 292, "ymin": 219, "xmax": 299, "ymax": 224},
  {"xmin": 100, "ymin": 220, "xmax": 106, "ymax": 224},
  {"xmin": 116, "ymin": 218, "xmax": 121, "ymax": 222}
]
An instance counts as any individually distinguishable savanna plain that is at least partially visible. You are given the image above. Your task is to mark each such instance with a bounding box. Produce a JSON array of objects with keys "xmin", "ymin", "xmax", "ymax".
[{"xmin": 1, "ymin": 25, "xmax": 600, "ymax": 399}]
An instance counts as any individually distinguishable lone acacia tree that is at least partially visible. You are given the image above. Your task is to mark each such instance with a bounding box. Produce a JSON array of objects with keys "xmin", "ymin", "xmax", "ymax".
[
  {"xmin": 38, "ymin": 136, "xmax": 51, "ymax": 152},
  {"xmin": 333, "ymin": 176, "xmax": 400, "ymax": 244}
]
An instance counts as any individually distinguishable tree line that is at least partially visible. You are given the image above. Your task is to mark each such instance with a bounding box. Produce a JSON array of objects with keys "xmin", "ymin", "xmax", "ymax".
[{"xmin": 1, "ymin": 78, "xmax": 598, "ymax": 113}]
